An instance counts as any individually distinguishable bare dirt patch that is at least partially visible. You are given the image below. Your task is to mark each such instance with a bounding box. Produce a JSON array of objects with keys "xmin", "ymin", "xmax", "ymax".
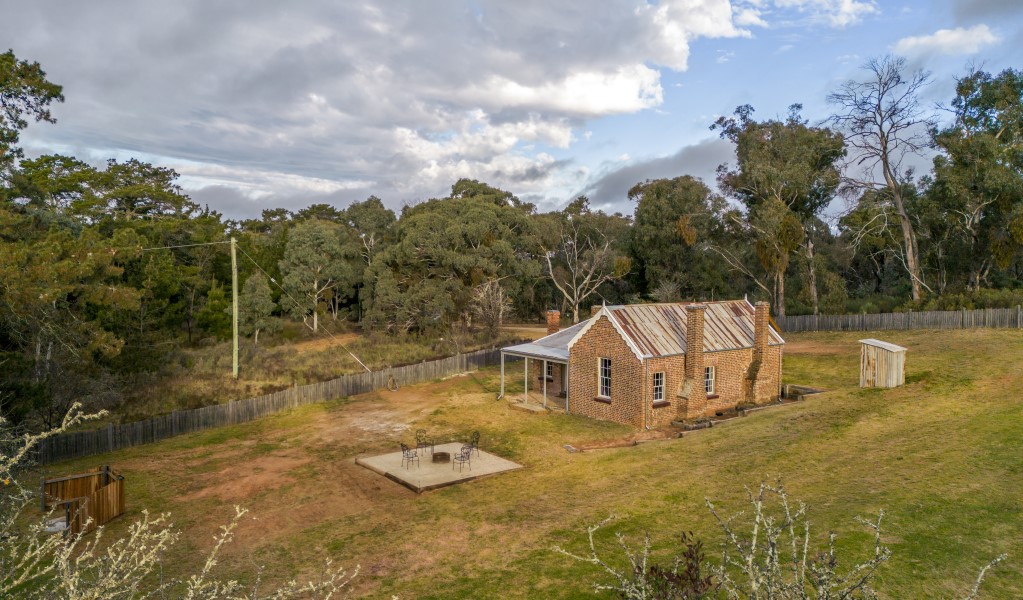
[
  {"xmin": 180, "ymin": 452, "xmax": 312, "ymax": 502},
  {"xmin": 501, "ymin": 324, "xmax": 549, "ymax": 340}
]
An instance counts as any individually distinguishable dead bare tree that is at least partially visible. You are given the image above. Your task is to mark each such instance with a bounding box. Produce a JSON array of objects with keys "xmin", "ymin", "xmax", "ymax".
[
  {"xmin": 470, "ymin": 278, "xmax": 511, "ymax": 337},
  {"xmin": 829, "ymin": 55, "xmax": 935, "ymax": 301},
  {"xmin": 542, "ymin": 221, "xmax": 629, "ymax": 324}
]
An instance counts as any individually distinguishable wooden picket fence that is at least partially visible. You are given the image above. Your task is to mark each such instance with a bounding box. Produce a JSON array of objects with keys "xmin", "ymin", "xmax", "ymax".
[
  {"xmin": 36, "ymin": 346, "xmax": 515, "ymax": 464},
  {"xmin": 41, "ymin": 465, "xmax": 126, "ymax": 536},
  {"xmin": 776, "ymin": 306, "xmax": 1023, "ymax": 333}
]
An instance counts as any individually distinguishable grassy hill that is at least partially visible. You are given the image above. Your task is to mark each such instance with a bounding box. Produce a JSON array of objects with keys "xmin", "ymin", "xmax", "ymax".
[{"xmin": 46, "ymin": 328, "xmax": 1023, "ymax": 598}]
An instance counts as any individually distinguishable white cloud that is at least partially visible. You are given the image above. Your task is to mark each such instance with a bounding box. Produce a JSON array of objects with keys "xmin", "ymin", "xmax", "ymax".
[
  {"xmin": 459, "ymin": 65, "xmax": 665, "ymax": 117},
  {"xmin": 893, "ymin": 24, "xmax": 1001, "ymax": 58},
  {"xmin": 734, "ymin": 6, "xmax": 768, "ymax": 27},
  {"xmin": 772, "ymin": 0, "xmax": 878, "ymax": 27}
]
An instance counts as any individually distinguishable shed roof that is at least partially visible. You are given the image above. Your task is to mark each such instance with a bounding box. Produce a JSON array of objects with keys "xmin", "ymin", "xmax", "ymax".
[{"xmin": 859, "ymin": 339, "xmax": 907, "ymax": 353}]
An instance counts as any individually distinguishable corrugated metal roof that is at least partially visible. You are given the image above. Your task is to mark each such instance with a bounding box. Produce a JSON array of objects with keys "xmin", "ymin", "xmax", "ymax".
[
  {"xmin": 859, "ymin": 338, "xmax": 906, "ymax": 353},
  {"xmin": 502, "ymin": 320, "xmax": 587, "ymax": 362},
  {"xmin": 607, "ymin": 300, "xmax": 784, "ymax": 357}
]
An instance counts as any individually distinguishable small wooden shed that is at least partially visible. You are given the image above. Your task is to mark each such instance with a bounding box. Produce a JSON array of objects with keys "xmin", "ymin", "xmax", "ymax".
[{"xmin": 859, "ymin": 339, "xmax": 906, "ymax": 388}]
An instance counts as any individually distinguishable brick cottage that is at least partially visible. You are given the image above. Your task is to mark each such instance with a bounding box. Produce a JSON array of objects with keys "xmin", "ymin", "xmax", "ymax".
[{"xmin": 500, "ymin": 300, "xmax": 784, "ymax": 428}]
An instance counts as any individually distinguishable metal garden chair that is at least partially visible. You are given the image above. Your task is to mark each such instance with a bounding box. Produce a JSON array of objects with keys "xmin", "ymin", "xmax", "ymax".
[
  {"xmin": 452, "ymin": 445, "xmax": 472, "ymax": 472},
  {"xmin": 400, "ymin": 442, "xmax": 419, "ymax": 469},
  {"xmin": 415, "ymin": 429, "xmax": 434, "ymax": 455}
]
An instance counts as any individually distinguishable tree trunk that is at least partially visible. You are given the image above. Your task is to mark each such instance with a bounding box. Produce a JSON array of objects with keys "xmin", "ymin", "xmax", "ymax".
[
  {"xmin": 312, "ymin": 279, "xmax": 319, "ymax": 333},
  {"xmin": 572, "ymin": 300, "xmax": 580, "ymax": 324},
  {"xmin": 804, "ymin": 237, "xmax": 819, "ymax": 316},
  {"xmin": 883, "ymin": 157, "xmax": 924, "ymax": 301},
  {"xmin": 774, "ymin": 271, "xmax": 786, "ymax": 317},
  {"xmin": 254, "ymin": 328, "xmax": 260, "ymax": 347}
]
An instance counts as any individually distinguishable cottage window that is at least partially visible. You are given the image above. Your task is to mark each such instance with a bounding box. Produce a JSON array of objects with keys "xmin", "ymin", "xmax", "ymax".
[
  {"xmin": 598, "ymin": 357, "xmax": 611, "ymax": 398},
  {"xmin": 704, "ymin": 366, "xmax": 716, "ymax": 395},
  {"xmin": 652, "ymin": 372, "xmax": 664, "ymax": 403},
  {"xmin": 546, "ymin": 361, "xmax": 554, "ymax": 378}
]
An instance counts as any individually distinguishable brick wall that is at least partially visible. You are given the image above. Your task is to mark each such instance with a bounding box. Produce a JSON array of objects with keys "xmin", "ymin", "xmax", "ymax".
[
  {"xmin": 645, "ymin": 355, "xmax": 685, "ymax": 428},
  {"xmin": 568, "ymin": 316, "xmax": 645, "ymax": 427},
  {"xmin": 527, "ymin": 359, "xmax": 565, "ymax": 397},
  {"xmin": 645, "ymin": 346, "xmax": 782, "ymax": 424},
  {"xmin": 567, "ymin": 312, "xmax": 784, "ymax": 429}
]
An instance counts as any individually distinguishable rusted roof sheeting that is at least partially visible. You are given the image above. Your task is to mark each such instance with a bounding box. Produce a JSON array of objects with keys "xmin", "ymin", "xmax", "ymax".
[{"xmin": 607, "ymin": 300, "xmax": 783, "ymax": 357}]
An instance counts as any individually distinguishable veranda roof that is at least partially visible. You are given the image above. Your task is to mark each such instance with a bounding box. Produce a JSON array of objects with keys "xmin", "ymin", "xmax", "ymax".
[{"xmin": 501, "ymin": 320, "xmax": 587, "ymax": 362}]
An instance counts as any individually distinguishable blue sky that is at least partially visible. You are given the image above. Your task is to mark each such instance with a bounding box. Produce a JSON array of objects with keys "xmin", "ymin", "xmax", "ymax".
[{"xmin": 2, "ymin": 0, "xmax": 1021, "ymax": 218}]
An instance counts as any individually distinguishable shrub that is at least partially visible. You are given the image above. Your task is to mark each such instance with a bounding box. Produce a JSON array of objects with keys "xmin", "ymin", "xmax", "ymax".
[
  {"xmin": 1, "ymin": 404, "xmax": 358, "ymax": 599},
  {"xmin": 556, "ymin": 481, "xmax": 1006, "ymax": 599}
]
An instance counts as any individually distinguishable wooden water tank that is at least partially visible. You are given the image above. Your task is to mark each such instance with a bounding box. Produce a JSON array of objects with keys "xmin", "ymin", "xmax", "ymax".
[{"xmin": 859, "ymin": 339, "xmax": 906, "ymax": 388}]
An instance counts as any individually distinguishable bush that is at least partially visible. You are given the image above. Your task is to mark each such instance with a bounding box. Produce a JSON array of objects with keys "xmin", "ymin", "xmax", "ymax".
[
  {"xmin": 901, "ymin": 288, "xmax": 1023, "ymax": 311},
  {"xmin": 557, "ymin": 481, "xmax": 1006, "ymax": 599}
]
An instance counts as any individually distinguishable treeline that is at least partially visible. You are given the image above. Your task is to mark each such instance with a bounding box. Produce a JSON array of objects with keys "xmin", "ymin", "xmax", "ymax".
[{"xmin": 1, "ymin": 50, "xmax": 1022, "ymax": 428}]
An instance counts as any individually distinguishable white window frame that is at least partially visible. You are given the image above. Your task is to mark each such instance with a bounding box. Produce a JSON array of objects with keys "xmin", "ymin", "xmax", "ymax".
[
  {"xmin": 598, "ymin": 357, "xmax": 612, "ymax": 398},
  {"xmin": 546, "ymin": 361, "xmax": 554, "ymax": 378},
  {"xmin": 704, "ymin": 365, "xmax": 716, "ymax": 395},
  {"xmin": 652, "ymin": 372, "xmax": 664, "ymax": 403}
]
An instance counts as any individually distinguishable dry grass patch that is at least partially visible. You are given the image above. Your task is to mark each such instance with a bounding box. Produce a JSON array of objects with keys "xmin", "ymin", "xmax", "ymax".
[{"xmin": 46, "ymin": 329, "xmax": 1023, "ymax": 598}]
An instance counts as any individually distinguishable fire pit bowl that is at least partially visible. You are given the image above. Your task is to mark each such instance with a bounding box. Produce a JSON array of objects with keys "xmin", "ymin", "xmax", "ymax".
[{"xmin": 432, "ymin": 452, "xmax": 451, "ymax": 464}]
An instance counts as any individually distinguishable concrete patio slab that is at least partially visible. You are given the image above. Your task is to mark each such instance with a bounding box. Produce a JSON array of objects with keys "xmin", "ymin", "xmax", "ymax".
[{"xmin": 355, "ymin": 442, "xmax": 523, "ymax": 493}]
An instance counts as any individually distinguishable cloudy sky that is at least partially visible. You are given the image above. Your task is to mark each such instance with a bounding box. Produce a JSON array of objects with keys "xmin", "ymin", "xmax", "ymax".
[{"xmin": 2, "ymin": 0, "xmax": 1021, "ymax": 218}]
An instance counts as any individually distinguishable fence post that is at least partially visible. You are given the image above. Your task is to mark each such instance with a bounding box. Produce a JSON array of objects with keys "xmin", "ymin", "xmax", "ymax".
[
  {"xmin": 40, "ymin": 477, "xmax": 46, "ymax": 512},
  {"xmin": 107, "ymin": 423, "xmax": 114, "ymax": 452}
]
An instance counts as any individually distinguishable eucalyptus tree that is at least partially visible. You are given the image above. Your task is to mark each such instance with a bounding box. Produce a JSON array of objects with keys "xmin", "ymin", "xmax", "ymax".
[
  {"xmin": 829, "ymin": 55, "xmax": 934, "ymax": 301},
  {"xmin": 713, "ymin": 104, "xmax": 845, "ymax": 315},
  {"xmin": 238, "ymin": 273, "xmax": 279, "ymax": 346},
  {"xmin": 344, "ymin": 196, "xmax": 396, "ymax": 320},
  {"xmin": 930, "ymin": 68, "xmax": 1023, "ymax": 290},
  {"xmin": 367, "ymin": 180, "xmax": 538, "ymax": 334},
  {"xmin": 541, "ymin": 196, "xmax": 631, "ymax": 323},
  {"xmin": 628, "ymin": 176, "xmax": 733, "ymax": 301},
  {"xmin": 279, "ymin": 219, "xmax": 358, "ymax": 333}
]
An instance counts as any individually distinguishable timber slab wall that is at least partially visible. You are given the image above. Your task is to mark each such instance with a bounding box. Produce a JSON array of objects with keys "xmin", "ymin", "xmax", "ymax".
[
  {"xmin": 776, "ymin": 306, "xmax": 1023, "ymax": 333},
  {"xmin": 37, "ymin": 347, "xmax": 518, "ymax": 464}
]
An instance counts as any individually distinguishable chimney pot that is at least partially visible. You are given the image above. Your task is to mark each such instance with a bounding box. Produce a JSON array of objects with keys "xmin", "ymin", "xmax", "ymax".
[{"xmin": 546, "ymin": 310, "xmax": 561, "ymax": 335}]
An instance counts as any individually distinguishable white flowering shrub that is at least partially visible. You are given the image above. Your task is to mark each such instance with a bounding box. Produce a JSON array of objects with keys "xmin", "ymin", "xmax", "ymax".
[
  {"xmin": 1, "ymin": 404, "xmax": 358, "ymax": 599},
  {"xmin": 557, "ymin": 481, "xmax": 1006, "ymax": 600}
]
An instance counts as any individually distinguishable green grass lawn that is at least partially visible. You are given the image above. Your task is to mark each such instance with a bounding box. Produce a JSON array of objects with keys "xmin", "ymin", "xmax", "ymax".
[{"xmin": 45, "ymin": 329, "xmax": 1023, "ymax": 598}]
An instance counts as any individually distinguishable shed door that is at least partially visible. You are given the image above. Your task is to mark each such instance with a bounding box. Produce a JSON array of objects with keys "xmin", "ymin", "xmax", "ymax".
[{"xmin": 862, "ymin": 347, "xmax": 876, "ymax": 387}]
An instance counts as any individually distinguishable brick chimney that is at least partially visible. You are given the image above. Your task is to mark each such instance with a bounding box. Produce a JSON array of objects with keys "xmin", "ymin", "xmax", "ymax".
[
  {"xmin": 753, "ymin": 301, "xmax": 770, "ymax": 364},
  {"xmin": 590, "ymin": 305, "xmax": 601, "ymax": 318},
  {"xmin": 546, "ymin": 310, "xmax": 561, "ymax": 336},
  {"xmin": 683, "ymin": 304, "xmax": 707, "ymax": 418}
]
